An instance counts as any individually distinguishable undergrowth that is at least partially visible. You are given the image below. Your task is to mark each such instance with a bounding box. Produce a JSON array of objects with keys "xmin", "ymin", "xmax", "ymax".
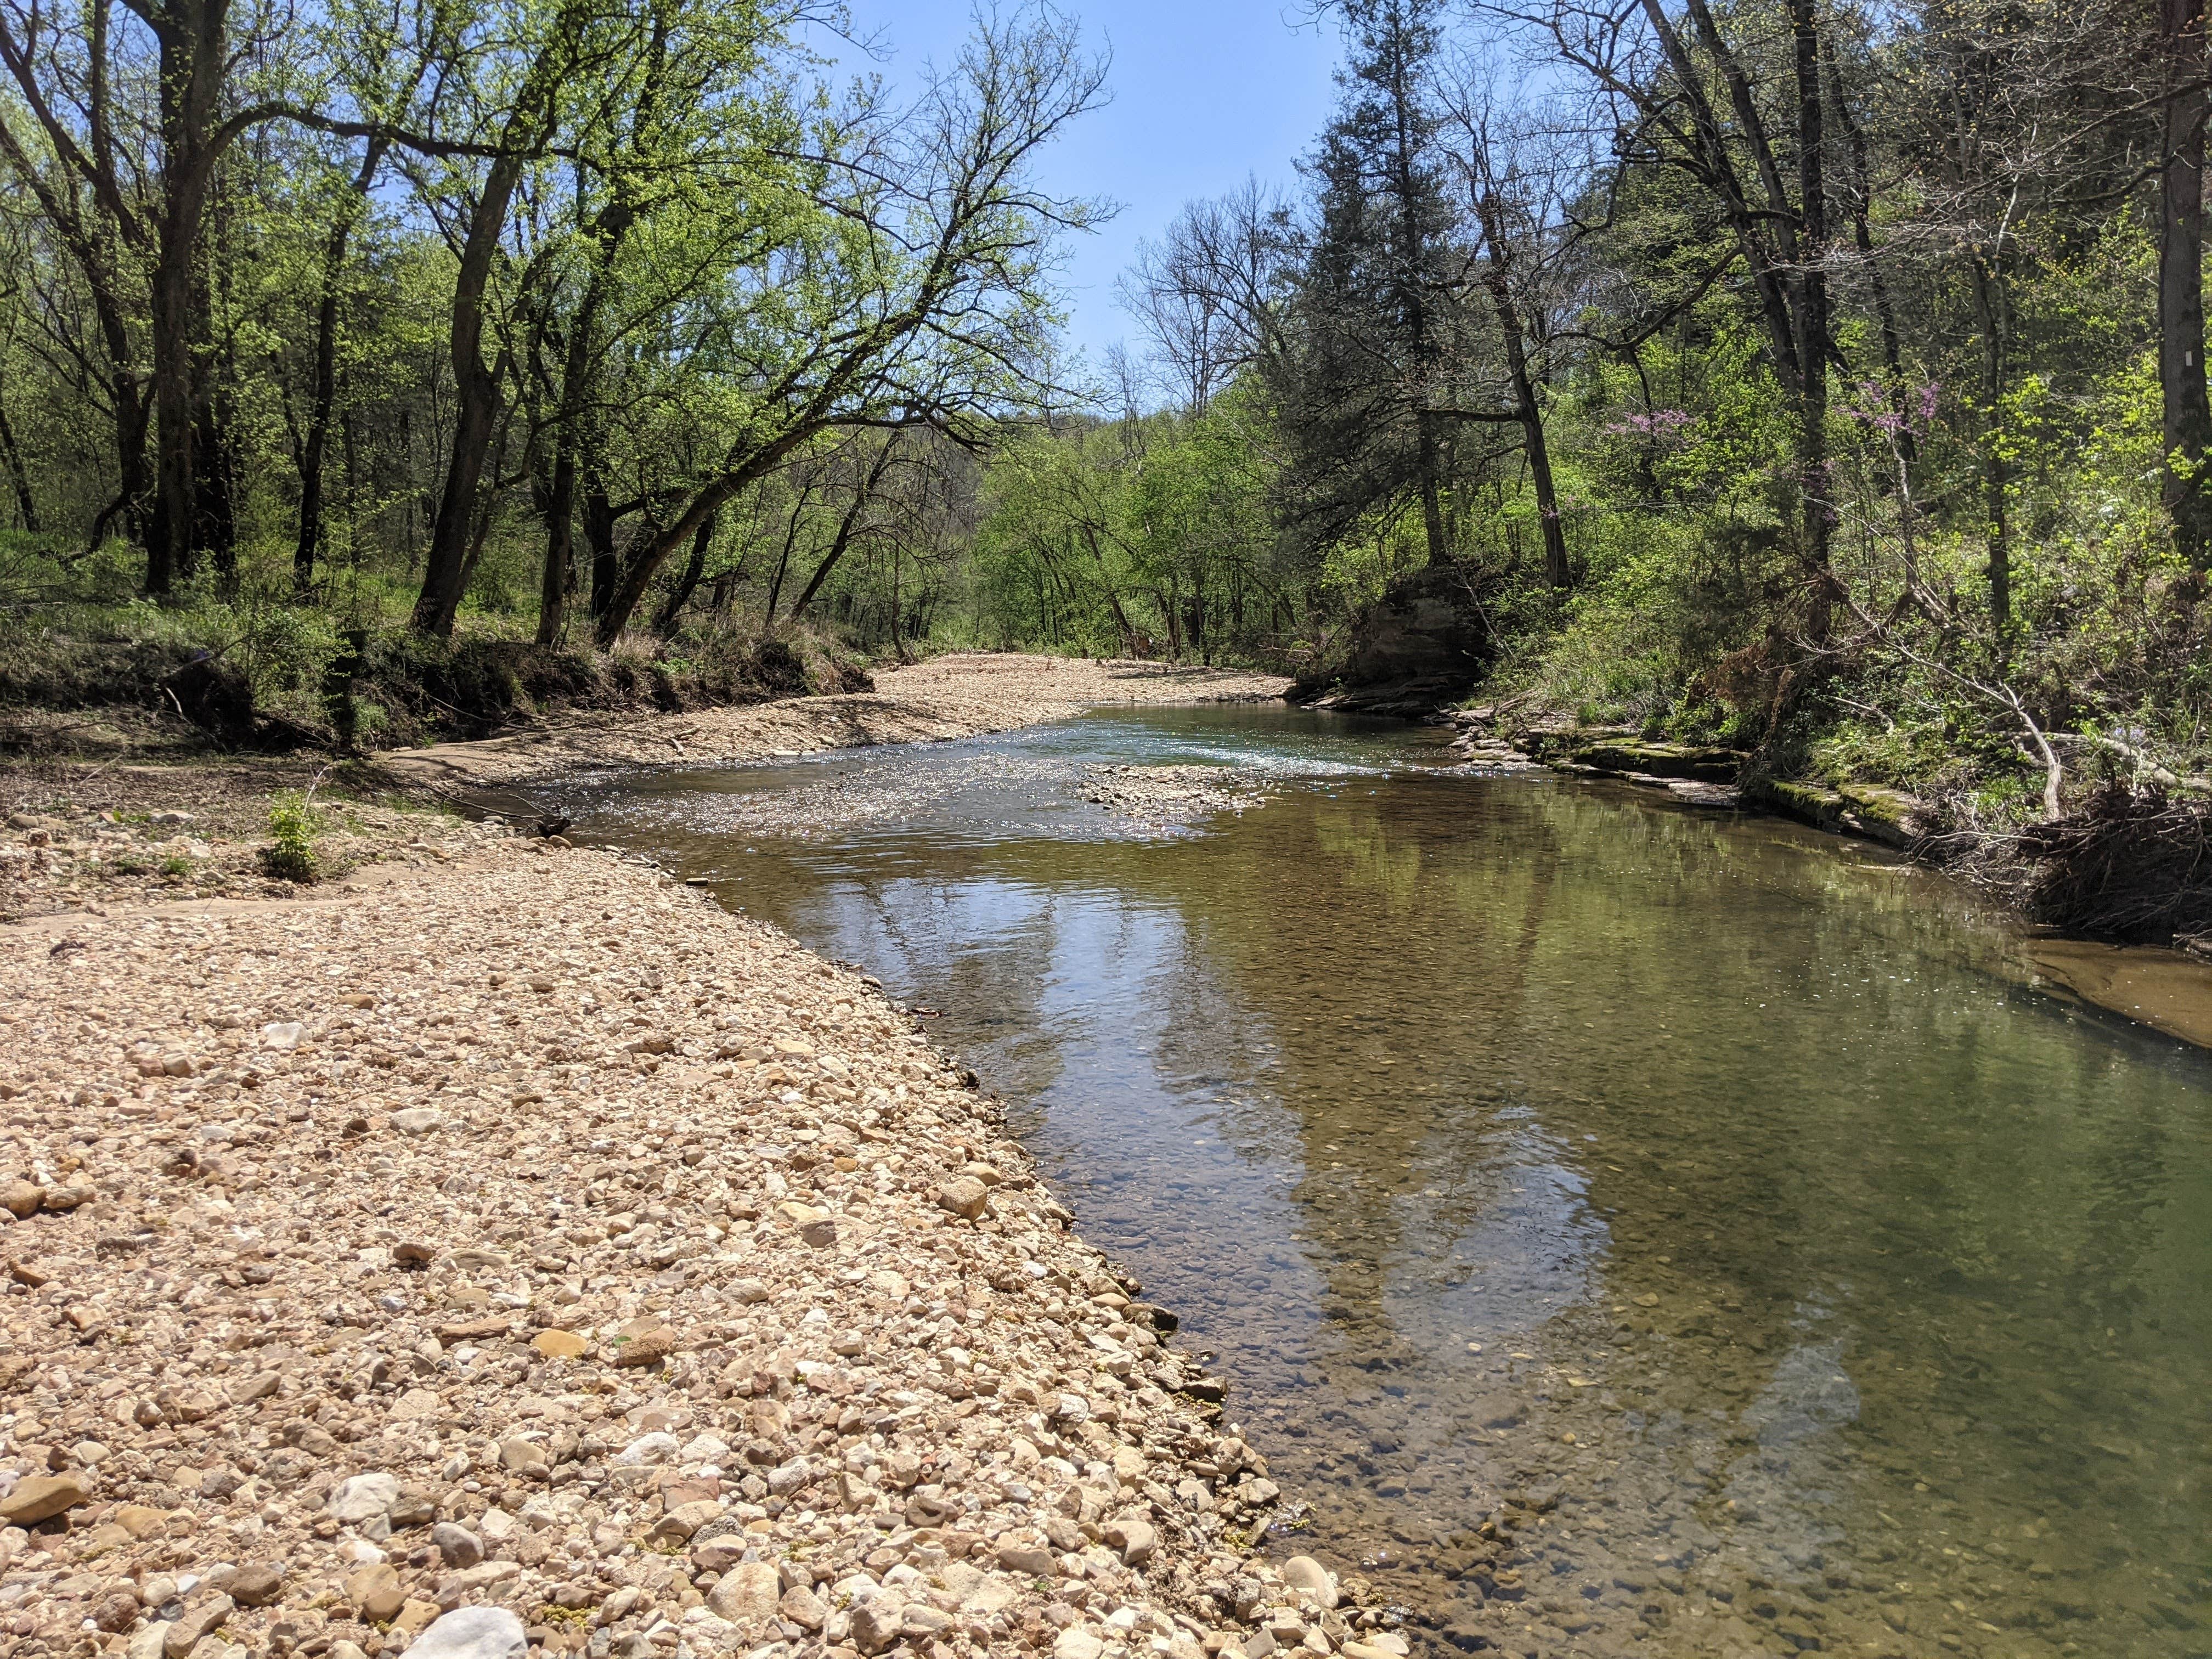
[{"xmin": 0, "ymin": 537, "xmax": 876, "ymax": 753}]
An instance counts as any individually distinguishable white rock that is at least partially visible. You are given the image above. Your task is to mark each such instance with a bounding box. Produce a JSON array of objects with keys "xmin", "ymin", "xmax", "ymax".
[
  {"xmin": 704, "ymin": 1560, "xmax": 780, "ymax": 1621},
  {"xmin": 390, "ymin": 1108, "xmax": 445, "ymax": 1135},
  {"xmin": 399, "ymin": 1607, "xmax": 527, "ymax": 1659},
  {"xmin": 1281, "ymin": 1555, "xmax": 1338, "ymax": 1610},
  {"xmin": 613, "ymin": 1432, "xmax": 679, "ymax": 1466},
  {"xmin": 675, "ymin": 1609, "xmax": 737, "ymax": 1659},
  {"xmin": 328, "ymin": 1472, "xmax": 401, "ymax": 1523},
  {"xmin": 960, "ymin": 1573, "xmax": 1025, "ymax": 1616},
  {"xmin": 678, "ymin": 1432, "xmax": 731, "ymax": 1464},
  {"xmin": 261, "ymin": 1023, "xmax": 304, "ymax": 1051}
]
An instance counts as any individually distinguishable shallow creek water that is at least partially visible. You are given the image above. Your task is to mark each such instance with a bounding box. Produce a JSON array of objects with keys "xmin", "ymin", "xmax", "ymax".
[{"xmin": 546, "ymin": 707, "xmax": 2212, "ymax": 1659}]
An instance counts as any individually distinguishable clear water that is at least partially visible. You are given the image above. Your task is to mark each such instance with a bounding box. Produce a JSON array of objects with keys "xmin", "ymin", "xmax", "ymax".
[{"xmin": 545, "ymin": 707, "xmax": 2212, "ymax": 1659}]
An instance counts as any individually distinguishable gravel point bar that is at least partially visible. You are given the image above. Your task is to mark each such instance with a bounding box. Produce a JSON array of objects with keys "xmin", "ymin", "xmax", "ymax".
[
  {"xmin": 0, "ymin": 831, "xmax": 1407, "ymax": 1659},
  {"xmin": 367, "ymin": 657, "xmax": 1292, "ymax": 794}
]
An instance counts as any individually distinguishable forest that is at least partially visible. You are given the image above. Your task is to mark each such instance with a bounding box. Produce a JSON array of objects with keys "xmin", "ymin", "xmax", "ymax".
[{"xmin": 1, "ymin": 0, "xmax": 2209, "ymax": 870}]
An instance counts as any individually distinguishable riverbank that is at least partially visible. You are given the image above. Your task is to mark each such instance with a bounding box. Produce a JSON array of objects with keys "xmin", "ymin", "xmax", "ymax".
[
  {"xmin": 0, "ymin": 831, "xmax": 1409, "ymax": 1659},
  {"xmin": 367, "ymin": 658, "xmax": 1293, "ymax": 799},
  {"xmin": 0, "ymin": 657, "xmax": 1289, "ymax": 928}
]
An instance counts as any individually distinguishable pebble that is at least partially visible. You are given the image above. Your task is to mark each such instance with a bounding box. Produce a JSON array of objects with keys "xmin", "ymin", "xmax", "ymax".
[
  {"xmin": 400, "ymin": 1607, "xmax": 527, "ymax": 1659},
  {"xmin": 1282, "ymin": 1554, "xmax": 1338, "ymax": 1609},
  {"xmin": 328, "ymin": 1472, "xmax": 402, "ymax": 1522},
  {"xmin": 0, "ymin": 1470, "xmax": 90, "ymax": 1524},
  {"xmin": 704, "ymin": 1560, "xmax": 781, "ymax": 1621}
]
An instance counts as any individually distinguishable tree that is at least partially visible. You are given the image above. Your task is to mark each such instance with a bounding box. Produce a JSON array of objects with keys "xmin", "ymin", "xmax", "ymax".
[
  {"xmin": 1481, "ymin": 0, "xmax": 1843, "ymax": 644},
  {"xmin": 0, "ymin": 0, "xmax": 157, "ymax": 553},
  {"xmin": 499, "ymin": 0, "xmax": 816, "ymax": 644},
  {"xmin": 1119, "ymin": 178, "xmax": 1294, "ymax": 413},
  {"xmin": 2155, "ymin": 0, "xmax": 2212, "ymax": 566},
  {"xmin": 398, "ymin": 0, "xmax": 639, "ymax": 636},
  {"xmin": 1433, "ymin": 74, "xmax": 1576, "ymax": 588},
  {"xmin": 1274, "ymin": 0, "xmax": 1464, "ymax": 567},
  {"xmin": 584, "ymin": 5, "xmax": 1108, "ymax": 647}
]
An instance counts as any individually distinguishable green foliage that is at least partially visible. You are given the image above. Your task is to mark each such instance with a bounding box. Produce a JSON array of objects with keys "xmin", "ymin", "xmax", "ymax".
[
  {"xmin": 258, "ymin": 793, "xmax": 323, "ymax": 883},
  {"xmin": 966, "ymin": 387, "xmax": 1325, "ymax": 667}
]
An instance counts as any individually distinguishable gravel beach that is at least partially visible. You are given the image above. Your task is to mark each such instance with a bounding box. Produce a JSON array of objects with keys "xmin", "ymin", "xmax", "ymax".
[
  {"xmin": 0, "ymin": 657, "xmax": 1417, "ymax": 1659},
  {"xmin": 368, "ymin": 657, "xmax": 1292, "ymax": 797}
]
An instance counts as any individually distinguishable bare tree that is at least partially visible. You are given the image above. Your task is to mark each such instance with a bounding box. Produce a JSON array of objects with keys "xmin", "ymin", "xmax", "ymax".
[
  {"xmin": 1118, "ymin": 177, "xmax": 1295, "ymax": 411},
  {"xmin": 1432, "ymin": 69, "xmax": 1579, "ymax": 588}
]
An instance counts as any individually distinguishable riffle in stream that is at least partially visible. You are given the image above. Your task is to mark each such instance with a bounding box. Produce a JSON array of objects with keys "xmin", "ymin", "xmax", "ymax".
[{"xmin": 543, "ymin": 707, "xmax": 2212, "ymax": 1659}]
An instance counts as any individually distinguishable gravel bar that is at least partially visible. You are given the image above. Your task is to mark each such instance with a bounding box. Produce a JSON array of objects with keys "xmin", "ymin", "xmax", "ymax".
[
  {"xmin": 369, "ymin": 657, "xmax": 1293, "ymax": 795},
  {"xmin": 0, "ymin": 812, "xmax": 1409, "ymax": 1659}
]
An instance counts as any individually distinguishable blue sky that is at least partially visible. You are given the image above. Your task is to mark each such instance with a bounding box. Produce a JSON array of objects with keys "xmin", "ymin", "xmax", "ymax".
[{"xmin": 828, "ymin": 0, "xmax": 1346, "ymax": 371}]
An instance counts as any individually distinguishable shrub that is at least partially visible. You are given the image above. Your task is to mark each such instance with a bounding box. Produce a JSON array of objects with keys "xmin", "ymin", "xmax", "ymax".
[{"xmin": 257, "ymin": 792, "xmax": 322, "ymax": 882}]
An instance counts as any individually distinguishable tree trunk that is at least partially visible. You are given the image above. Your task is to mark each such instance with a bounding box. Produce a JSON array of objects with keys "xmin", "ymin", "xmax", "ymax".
[
  {"xmin": 533, "ymin": 460, "xmax": 574, "ymax": 645},
  {"xmin": 1474, "ymin": 188, "xmax": 1567, "ymax": 590},
  {"xmin": 1517, "ymin": 393, "xmax": 1566, "ymax": 590},
  {"xmin": 411, "ymin": 15, "xmax": 575, "ymax": 634},
  {"xmin": 1381, "ymin": 21, "xmax": 1447, "ymax": 566},
  {"xmin": 1415, "ymin": 421, "xmax": 1447, "ymax": 566},
  {"xmin": 597, "ymin": 446, "xmax": 803, "ymax": 647},
  {"xmin": 535, "ymin": 183, "xmax": 637, "ymax": 642},
  {"xmin": 789, "ymin": 442, "xmax": 900, "ymax": 619},
  {"xmin": 2160, "ymin": 0, "xmax": 2212, "ymax": 567},
  {"xmin": 1077, "ymin": 522, "xmax": 1141, "ymax": 643},
  {"xmin": 296, "ymin": 140, "xmax": 387, "ymax": 592},
  {"xmin": 0, "ymin": 0, "xmax": 154, "ymax": 554},
  {"xmin": 193, "ymin": 272, "xmax": 240, "ymax": 585},
  {"xmin": 890, "ymin": 537, "xmax": 910, "ymax": 664},
  {"xmin": 411, "ymin": 151, "xmax": 528, "ymax": 635},
  {"xmin": 1787, "ymin": 0, "xmax": 1832, "ymax": 638},
  {"xmin": 1967, "ymin": 253, "xmax": 2012, "ymax": 634},
  {"xmin": 654, "ymin": 508, "xmax": 716, "ymax": 634},
  {"xmin": 761, "ymin": 479, "xmax": 815, "ymax": 624},
  {"xmin": 92, "ymin": 381, "xmax": 154, "ymax": 552},
  {"xmin": 1821, "ymin": 33, "xmax": 1912, "ymax": 465},
  {"xmin": 584, "ymin": 473, "xmax": 619, "ymax": 618},
  {"xmin": 0, "ymin": 393, "xmax": 37, "ymax": 532},
  {"xmin": 1637, "ymin": 0, "xmax": 1803, "ymax": 394},
  {"xmin": 148, "ymin": 235, "xmax": 197, "ymax": 591},
  {"xmin": 145, "ymin": 0, "xmax": 233, "ymax": 595}
]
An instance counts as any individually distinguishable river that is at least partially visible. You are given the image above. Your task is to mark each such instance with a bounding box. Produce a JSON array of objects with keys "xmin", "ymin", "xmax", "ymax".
[{"xmin": 541, "ymin": 706, "xmax": 2212, "ymax": 1659}]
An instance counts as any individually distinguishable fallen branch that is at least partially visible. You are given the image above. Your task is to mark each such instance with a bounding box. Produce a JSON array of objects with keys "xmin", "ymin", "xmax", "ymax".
[
  {"xmin": 2049, "ymin": 732, "xmax": 2212, "ymax": 797},
  {"xmin": 1827, "ymin": 580, "xmax": 2065, "ymax": 818}
]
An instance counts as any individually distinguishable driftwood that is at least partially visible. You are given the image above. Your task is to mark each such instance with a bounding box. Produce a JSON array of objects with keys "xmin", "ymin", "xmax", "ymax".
[{"xmin": 2016, "ymin": 785, "xmax": 2212, "ymax": 944}]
